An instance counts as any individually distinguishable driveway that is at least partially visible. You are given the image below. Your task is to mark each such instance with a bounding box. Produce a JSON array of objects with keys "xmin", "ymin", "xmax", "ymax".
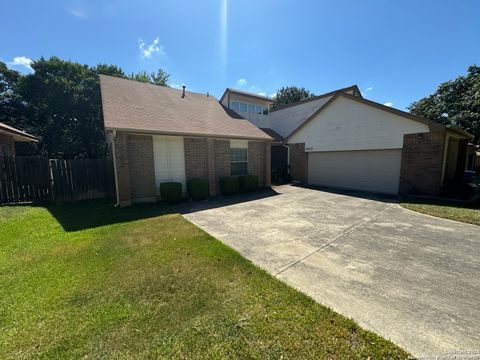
[{"xmin": 182, "ymin": 185, "xmax": 480, "ymax": 356}]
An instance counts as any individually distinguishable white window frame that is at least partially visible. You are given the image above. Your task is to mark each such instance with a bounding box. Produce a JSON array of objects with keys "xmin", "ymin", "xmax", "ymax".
[{"xmin": 230, "ymin": 140, "xmax": 248, "ymax": 176}]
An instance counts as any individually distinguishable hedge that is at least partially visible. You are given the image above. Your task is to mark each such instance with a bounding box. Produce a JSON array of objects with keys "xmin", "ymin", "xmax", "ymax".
[
  {"xmin": 160, "ymin": 182, "xmax": 183, "ymax": 203},
  {"xmin": 239, "ymin": 175, "xmax": 259, "ymax": 192},
  {"xmin": 187, "ymin": 179, "xmax": 209, "ymax": 200},
  {"xmin": 219, "ymin": 177, "xmax": 240, "ymax": 195}
]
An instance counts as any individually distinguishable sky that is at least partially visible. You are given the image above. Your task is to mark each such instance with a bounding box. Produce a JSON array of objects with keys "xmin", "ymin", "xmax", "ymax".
[{"xmin": 2, "ymin": 0, "xmax": 479, "ymax": 110}]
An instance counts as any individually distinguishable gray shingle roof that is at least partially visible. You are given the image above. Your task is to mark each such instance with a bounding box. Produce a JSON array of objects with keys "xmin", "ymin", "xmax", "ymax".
[{"xmin": 100, "ymin": 75, "xmax": 271, "ymax": 140}]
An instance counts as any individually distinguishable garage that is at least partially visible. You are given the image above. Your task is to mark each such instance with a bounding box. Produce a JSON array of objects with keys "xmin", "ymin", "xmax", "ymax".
[{"xmin": 307, "ymin": 149, "xmax": 402, "ymax": 194}]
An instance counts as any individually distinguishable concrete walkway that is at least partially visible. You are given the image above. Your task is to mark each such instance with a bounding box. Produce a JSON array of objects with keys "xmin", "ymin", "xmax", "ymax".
[{"xmin": 182, "ymin": 185, "xmax": 480, "ymax": 356}]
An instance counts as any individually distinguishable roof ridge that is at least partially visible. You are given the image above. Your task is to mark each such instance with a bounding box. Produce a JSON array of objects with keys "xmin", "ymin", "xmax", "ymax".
[{"xmin": 270, "ymin": 85, "xmax": 361, "ymax": 113}]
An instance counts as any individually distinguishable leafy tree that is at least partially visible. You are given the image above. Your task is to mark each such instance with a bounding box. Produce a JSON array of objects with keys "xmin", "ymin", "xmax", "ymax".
[
  {"xmin": 0, "ymin": 62, "xmax": 25, "ymax": 125},
  {"xmin": 150, "ymin": 69, "xmax": 170, "ymax": 86},
  {"xmin": 129, "ymin": 69, "xmax": 170, "ymax": 86},
  {"xmin": 272, "ymin": 86, "xmax": 315, "ymax": 109},
  {"xmin": 409, "ymin": 65, "xmax": 480, "ymax": 144}
]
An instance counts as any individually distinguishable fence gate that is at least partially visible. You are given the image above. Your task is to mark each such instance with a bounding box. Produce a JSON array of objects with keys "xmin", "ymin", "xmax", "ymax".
[{"xmin": 0, "ymin": 156, "xmax": 115, "ymax": 204}]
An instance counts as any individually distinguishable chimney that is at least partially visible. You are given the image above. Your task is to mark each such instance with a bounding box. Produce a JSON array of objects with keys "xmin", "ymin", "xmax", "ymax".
[{"xmin": 181, "ymin": 85, "xmax": 186, "ymax": 98}]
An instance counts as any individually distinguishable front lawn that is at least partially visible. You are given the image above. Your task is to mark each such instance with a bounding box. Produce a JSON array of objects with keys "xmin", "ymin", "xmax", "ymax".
[
  {"xmin": 401, "ymin": 198, "xmax": 480, "ymax": 226},
  {"xmin": 0, "ymin": 200, "xmax": 407, "ymax": 359}
]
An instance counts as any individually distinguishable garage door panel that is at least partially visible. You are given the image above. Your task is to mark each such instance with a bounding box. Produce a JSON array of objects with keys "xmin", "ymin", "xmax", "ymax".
[{"xmin": 307, "ymin": 149, "xmax": 401, "ymax": 194}]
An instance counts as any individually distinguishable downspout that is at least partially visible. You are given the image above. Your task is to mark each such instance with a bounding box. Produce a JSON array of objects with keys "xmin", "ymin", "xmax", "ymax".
[
  {"xmin": 283, "ymin": 143, "xmax": 290, "ymax": 173},
  {"xmin": 111, "ymin": 130, "xmax": 120, "ymax": 207}
]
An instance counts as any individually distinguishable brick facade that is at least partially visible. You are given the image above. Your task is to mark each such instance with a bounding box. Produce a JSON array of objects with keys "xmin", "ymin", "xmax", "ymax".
[
  {"xmin": 113, "ymin": 132, "xmax": 271, "ymax": 206},
  {"xmin": 289, "ymin": 143, "xmax": 307, "ymax": 183},
  {"xmin": 248, "ymin": 141, "xmax": 271, "ymax": 186},
  {"xmin": 0, "ymin": 134, "xmax": 15, "ymax": 157},
  {"xmin": 127, "ymin": 134, "xmax": 156, "ymax": 202},
  {"xmin": 399, "ymin": 131, "xmax": 446, "ymax": 196}
]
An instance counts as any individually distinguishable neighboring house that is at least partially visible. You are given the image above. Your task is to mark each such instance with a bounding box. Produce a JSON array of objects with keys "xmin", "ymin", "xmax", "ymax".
[
  {"xmin": 99, "ymin": 75, "xmax": 272, "ymax": 207},
  {"xmin": 221, "ymin": 86, "xmax": 474, "ymax": 196},
  {"xmin": 0, "ymin": 122, "xmax": 39, "ymax": 157}
]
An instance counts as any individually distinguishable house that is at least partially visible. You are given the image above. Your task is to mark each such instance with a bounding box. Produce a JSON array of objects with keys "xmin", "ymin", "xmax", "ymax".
[
  {"xmin": 0, "ymin": 122, "xmax": 39, "ymax": 157},
  {"xmin": 99, "ymin": 75, "xmax": 272, "ymax": 207},
  {"xmin": 221, "ymin": 86, "xmax": 474, "ymax": 196}
]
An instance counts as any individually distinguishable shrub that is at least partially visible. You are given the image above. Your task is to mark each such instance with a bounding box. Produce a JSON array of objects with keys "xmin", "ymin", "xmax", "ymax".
[
  {"xmin": 219, "ymin": 177, "xmax": 239, "ymax": 195},
  {"xmin": 239, "ymin": 175, "xmax": 259, "ymax": 192},
  {"xmin": 160, "ymin": 182, "xmax": 183, "ymax": 203},
  {"xmin": 187, "ymin": 179, "xmax": 209, "ymax": 201}
]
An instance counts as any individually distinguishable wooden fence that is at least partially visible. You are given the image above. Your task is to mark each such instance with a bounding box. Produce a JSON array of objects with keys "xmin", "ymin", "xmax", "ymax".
[{"xmin": 0, "ymin": 156, "xmax": 115, "ymax": 204}]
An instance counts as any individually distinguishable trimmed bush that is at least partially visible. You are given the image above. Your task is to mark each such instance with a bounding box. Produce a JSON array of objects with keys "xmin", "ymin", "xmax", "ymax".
[
  {"xmin": 160, "ymin": 182, "xmax": 183, "ymax": 203},
  {"xmin": 239, "ymin": 175, "xmax": 259, "ymax": 192},
  {"xmin": 219, "ymin": 177, "xmax": 240, "ymax": 195},
  {"xmin": 187, "ymin": 179, "xmax": 209, "ymax": 201}
]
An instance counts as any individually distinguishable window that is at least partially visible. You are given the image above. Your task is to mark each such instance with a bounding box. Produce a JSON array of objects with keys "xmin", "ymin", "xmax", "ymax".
[
  {"xmin": 230, "ymin": 140, "xmax": 248, "ymax": 176},
  {"xmin": 248, "ymin": 104, "xmax": 254, "ymax": 113},
  {"xmin": 231, "ymin": 101, "xmax": 239, "ymax": 112},
  {"xmin": 239, "ymin": 102, "xmax": 247, "ymax": 112},
  {"xmin": 255, "ymin": 105, "xmax": 263, "ymax": 114}
]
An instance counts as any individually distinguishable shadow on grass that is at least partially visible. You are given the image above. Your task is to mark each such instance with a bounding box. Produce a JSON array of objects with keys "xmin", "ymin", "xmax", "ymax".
[
  {"xmin": 401, "ymin": 195, "xmax": 480, "ymax": 210},
  {"xmin": 39, "ymin": 187, "xmax": 280, "ymax": 232}
]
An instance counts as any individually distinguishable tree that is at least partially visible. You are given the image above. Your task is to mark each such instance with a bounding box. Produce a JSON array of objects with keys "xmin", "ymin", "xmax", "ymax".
[
  {"xmin": 272, "ymin": 86, "xmax": 314, "ymax": 109},
  {"xmin": 409, "ymin": 65, "xmax": 480, "ymax": 144},
  {"xmin": 0, "ymin": 62, "xmax": 25, "ymax": 125},
  {"xmin": 129, "ymin": 69, "xmax": 170, "ymax": 86}
]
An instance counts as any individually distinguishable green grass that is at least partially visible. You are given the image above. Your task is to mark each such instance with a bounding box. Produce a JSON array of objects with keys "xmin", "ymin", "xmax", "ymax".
[
  {"xmin": 0, "ymin": 199, "xmax": 407, "ymax": 359},
  {"xmin": 401, "ymin": 198, "xmax": 480, "ymax": 226}
]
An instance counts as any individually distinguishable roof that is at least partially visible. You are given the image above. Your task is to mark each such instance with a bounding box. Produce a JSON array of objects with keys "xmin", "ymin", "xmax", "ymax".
[
  {"xmin": 100, "ymin": 75, "xmax": 272, "ymax": 141},
  {"xmin": 260, "ymin": 128, "xmax": 285, "ymax": 143},
  {"xmin": 219, "ymin": 88, "xmax": 275, "ymax": 104},
  {"xmin": 270, "ymin": 85, "xmax": 362, "ymax": 113},
  {"xmin": 287, "ymin": 92, "xmax": 474, "ymax": 140},
  {"xmin": 0, "ymin": 122, "xmax": 39, "ymax": 142}
]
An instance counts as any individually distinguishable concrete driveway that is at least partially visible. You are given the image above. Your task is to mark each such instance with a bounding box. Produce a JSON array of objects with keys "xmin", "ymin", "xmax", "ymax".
[{"xmin": 182, "ymin": 185, "xmax": 480, "ymax": 356}]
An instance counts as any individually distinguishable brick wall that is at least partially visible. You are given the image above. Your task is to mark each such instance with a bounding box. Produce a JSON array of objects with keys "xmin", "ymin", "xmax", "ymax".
[
  {"xmin": 399, "ymin": 131, "xmax": 445, "ymax": 196},
  {"xmin": 214, "ymin": 139, "xmax": 230, "ymax": 195},
  {"xmin": 184, "ymin": 137, "xmax": 208, "ymax": 180},
  {"xmin": 127, "ymin": 134, "xmax": 156, "ymax": 202},
  {"xmin": 114, "ymin": 132, "xmax": 271, "ymax": 205},
  {"xmin": 0, "ymin": 134, "xmax": 15, "ymax": 156},
  {"xmin": 113, "ymin": 132, "xmax": 131, "ymax": 206},
  {"xmin": 289, "ymin": 143, "xmax": 307, "ymax": 182}
]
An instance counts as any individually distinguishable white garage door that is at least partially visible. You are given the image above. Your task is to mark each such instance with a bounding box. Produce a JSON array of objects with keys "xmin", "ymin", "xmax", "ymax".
[
  {"xmin": 307, "ymin": 149, "xmax": 402, "ymax": 194},
  {"xmin": 153, "ymin": 135, "xmax": 186, "ymax": 194}
]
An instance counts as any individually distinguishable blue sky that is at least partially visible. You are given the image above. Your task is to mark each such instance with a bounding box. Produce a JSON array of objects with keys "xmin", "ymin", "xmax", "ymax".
[{"xmin": 2, "ymin": 0, "xmax": 479, "ymax": 110}]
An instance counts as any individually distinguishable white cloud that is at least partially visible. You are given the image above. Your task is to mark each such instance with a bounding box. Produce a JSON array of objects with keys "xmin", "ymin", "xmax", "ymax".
[
  {"xmin": 270, "ymin": 92, "xmax": 277, "ymax": 98},
  {"xmin": 138, "ymin": 37, "xmax": 165, "ymax": 59},
  {"xmin": 365, "ymin": 86, "xmax": 373, "ymax": 91},
  {"xmin": 258, "ymin": 92, "xmax": 266, "ymax": 96},
  {"xmin": 384, "ymin": 102, "xmax": 393, "ymax": 107},
  {"xmin": 7, "ymin": 56, "xmax": 34, "ymax": 72},
  {"xmin": 236, "ymin": 78, "xmax": 247, "ymax": 86},
  {"xmin": 67, "ymin": 7, "xmax": 87, "ymax": 19}
]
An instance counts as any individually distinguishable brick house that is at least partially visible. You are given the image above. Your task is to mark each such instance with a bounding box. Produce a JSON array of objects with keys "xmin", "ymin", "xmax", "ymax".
[
  {"xmin": 224, "ymin": 86, "xmax": 474, "ymax": 196},
  {"xmin": 0, "ymin": 121, "xmax": 39, "ymax": 157},
  {"xmin": 100, "ymin": 75, "xmax": 272, "ymax": 207}
]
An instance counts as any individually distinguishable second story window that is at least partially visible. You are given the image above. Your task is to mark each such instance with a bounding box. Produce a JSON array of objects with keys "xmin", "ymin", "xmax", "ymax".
[
  {"xmin": 239, "ymin": 103, "xmax": 247, "ymax": 112},
  {"xmin": 248, "ymin": 104, "xmax": 254, "ymax": 113},
  {"xmin": 231, "ymin": 101, "xmax": 239, "ymax": 112},
  {"xmin": 255, "ymin": 105, "xmax": 263, "ymax": 114}
]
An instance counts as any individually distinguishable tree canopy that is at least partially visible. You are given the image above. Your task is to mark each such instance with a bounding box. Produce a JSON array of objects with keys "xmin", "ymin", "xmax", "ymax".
[
  {"xmin": 272, "ymin": 86, "xmax": 315, "ymax": 109},
  {"xmin": 0, "ymin": 56, "xmax": 170, "ymax": 158},
  {"xmin": 409, "ymin": 65, "xmax": 480, "ymax": 144}
]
